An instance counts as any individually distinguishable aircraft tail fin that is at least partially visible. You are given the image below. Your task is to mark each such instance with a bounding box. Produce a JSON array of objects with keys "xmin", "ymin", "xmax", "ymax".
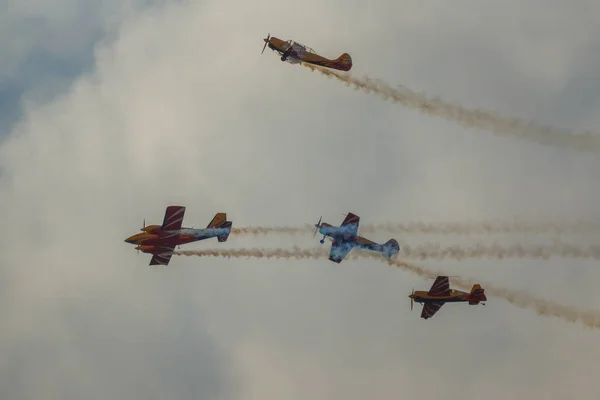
[
  {"xmin": 468, "ymin": 284, "xmax": 487, "ymax": 304},
  {"xmin": 217, "ymin": 221, "xmax": 233, "ymax": 242},
  {"xmin": 205, "ymin": 213, "xmax": 232, "ymax": 242},
  {"xmin": 207, "ymin": 212, "xmax": 228, "ymax": 228},
  {"xmin": 334, "ymin": 53, "xmax": 352, "ymax": 71},
  {"xmin": 382, "ymin": 238, "xmax": 400, "ymax": 258}
]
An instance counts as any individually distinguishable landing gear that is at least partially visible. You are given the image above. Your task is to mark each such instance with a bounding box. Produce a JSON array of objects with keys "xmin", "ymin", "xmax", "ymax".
[
  {"xmin": 280, "ymin": 56, "xmax": 287, "ymax": 61},
  {"xmin": 320, "ymin": 239, "xmax": 325, "ymax": 244}
]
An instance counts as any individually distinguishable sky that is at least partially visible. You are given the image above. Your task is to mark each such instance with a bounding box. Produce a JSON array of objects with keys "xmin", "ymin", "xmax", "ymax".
[{"xmin": 1, "ymin": 0, "xmax": 600, "ymax": 399}]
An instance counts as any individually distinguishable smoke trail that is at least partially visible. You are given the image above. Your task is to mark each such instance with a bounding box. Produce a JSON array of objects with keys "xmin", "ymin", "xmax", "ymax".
[
  {"xmin": 175, "ymin": 246, "xmax": 328, "ymax": 260},
  {"xmin": 364, "ymin": 221, "xmax": 600, "ymax": 235},
  {"xmin": 219, "ymin": 236, "xmax": 600, "ymax": 261},
  {"xmin": 175, "ymin": 242, "xmax": 600, "ymax": 261},
  {"xmin": 232, "ymin": 220, "xmax": 600, "ymax": 236},
  {"xmin": 401, "ymin": 242, "xmax": 600, "ymax": 261},
  {"xmin": 302, "ymin": 63, "xmax": 600, "ymax": 154},
  {"xmin": 174, "ymin": 247, "xmax": 600, "ymax": 329},
  {"xmin": 231, "ymin": 226, "xmax": 311, "ymax": 235}
]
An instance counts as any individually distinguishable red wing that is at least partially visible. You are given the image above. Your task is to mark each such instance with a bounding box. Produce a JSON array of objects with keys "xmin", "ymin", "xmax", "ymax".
[
  {"xmin": 161, "ymin": 206, "xmax": 186, "ymax": 231},
  {"xmin": 421, "ymin": 302, "xmax": 444, "ymax": 319},
  {"xmin": 149, "ymin": 245, "xmax": 175, "ymax": 266},
  {"xmin": 341, "ymin": 212, "xmax": 360, "ymax": 227},
  {"xmin": 427, "ymin": 276, "xmax": 450, "ymax": 297},
  {"xmin": 329, "ymin": 240, "xmax": 353, "ymax": 263}
]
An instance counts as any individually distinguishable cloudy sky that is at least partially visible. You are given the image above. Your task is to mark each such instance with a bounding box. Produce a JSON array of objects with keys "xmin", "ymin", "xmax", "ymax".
[{"xmin": 1, "ymin": 0, "xmax": 600, "ymax": 398}]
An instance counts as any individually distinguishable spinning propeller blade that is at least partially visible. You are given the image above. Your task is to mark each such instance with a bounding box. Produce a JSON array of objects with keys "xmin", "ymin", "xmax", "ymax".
[
  {"xmin": 410, "ymin": 287, "xmax": 414, "ymax": 311},
  {"xmin": 313, "ymin": 216, "xmax": 322, "ymax": 237},
  {"xmin": 261, "ymin": 33, "xmax": 270, "ymax": 54}
]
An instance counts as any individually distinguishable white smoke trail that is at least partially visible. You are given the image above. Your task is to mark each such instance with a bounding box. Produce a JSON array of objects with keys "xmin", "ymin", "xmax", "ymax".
[
  {"xmin": 400, "ymin": 242, "xmax": 600, "ymax": 261},
  {"xmin": 302, "ymin": 63, "xmax": 600, "ymax": 154},
  {"xmin": 232, "ymin": 220, "xmax": 600, "ymax": 236},
  {"xmin": 173, "ymin": 247, "xmax": 600, "ymax": 329},
  {"xmin": 220, "ymin": 237, "xmax": 600, "ymax": 261}
]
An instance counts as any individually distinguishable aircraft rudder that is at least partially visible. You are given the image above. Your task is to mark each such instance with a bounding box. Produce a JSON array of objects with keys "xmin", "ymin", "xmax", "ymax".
[
  {"xmin": 206, "ymin": 212, "xmax": 227, "ymax": 228},
  {"xmin": 335, "ymin": 53, "xmax": 352, "ymax": 71},
  {"xmin": 382, "ymin": 238, "xmax": 400, "ymax": 258},
  {"xmin": 217, "ymin": 220, "xmax": 233, "ymax": 242},
  {"xmin": 469, "ymin": 284, "xmax": 487, "ymax": 302}
]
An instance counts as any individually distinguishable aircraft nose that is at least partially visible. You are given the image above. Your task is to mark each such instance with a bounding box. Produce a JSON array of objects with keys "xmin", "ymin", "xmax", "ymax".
[{"xmin": 124, "ymin": 235, "xmax": 138, "ymax": 244}]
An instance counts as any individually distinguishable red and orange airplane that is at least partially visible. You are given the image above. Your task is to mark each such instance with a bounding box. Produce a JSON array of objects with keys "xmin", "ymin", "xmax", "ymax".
[
  {"xmin": 409, "ymin": 276, "xmax": 487, "ymax": 319},
  {"xmin": 261, "ymin": 34, "xmax": 352, "ymax": 71},
  {"xmin": 124, "ymin": 206, "xmax": 232, "ymax": 266}
]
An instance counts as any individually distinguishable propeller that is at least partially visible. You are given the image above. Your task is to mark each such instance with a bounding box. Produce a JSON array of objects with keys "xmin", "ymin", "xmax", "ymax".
[
  {"xmin": 313, "ymin": 216, "xmax": 322, "ymax": 237},
  {"xmin": 140, "ymin": 218, "xmax": 146, "ymax": 232},
  {"xmin": 261, "ymin": 33, "xmax": 270, "ymax": 54},
  {"xmin": 410, "ymin": 287, "xmax": 414, "ymax": 311}
]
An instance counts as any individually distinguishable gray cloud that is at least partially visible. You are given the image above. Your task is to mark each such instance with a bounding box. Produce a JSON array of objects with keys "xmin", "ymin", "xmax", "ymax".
[
  {"xmin": 0, "ymin": 0, "xmax": 159, "ymax": 136},
  {"xmin": 1, "ymin": 0, "xmax": 600, "ymax": 399}
]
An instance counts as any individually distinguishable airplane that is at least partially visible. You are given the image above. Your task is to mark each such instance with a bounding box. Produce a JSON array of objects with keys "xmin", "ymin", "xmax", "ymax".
[
  {"xmin": 261, "ymin": 33, "xmax": 352, "ymax": 71},
  {"xmin": 313, "ymin": 212, "xmax": 400, "ymax": 263},
  {"xmin": 124, "ymin": 206, "xmax": 233, "ymax": 266},
  {"xmin": 408, "ymin": 276, "xmax": 487, "ymax": 319}
]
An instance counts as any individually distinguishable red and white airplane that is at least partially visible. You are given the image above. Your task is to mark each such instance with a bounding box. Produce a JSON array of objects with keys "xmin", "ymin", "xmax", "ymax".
[{"xmin": 124, "ymin": 205, "xmax": 232, "ymax": 266}]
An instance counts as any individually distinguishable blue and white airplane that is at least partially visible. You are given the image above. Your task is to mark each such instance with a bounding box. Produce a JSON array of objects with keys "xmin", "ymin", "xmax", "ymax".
[{"xmin": 313, "ymin": 212, "xmax": 400, "ymax": 263}]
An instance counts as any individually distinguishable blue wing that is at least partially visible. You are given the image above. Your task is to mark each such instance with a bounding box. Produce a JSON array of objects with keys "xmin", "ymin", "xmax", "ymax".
[
  {"xmin": 329, "ymin": 240, "xmax": 355, "ymax": 263},
  {"xmin": 340, "ymin": 213, "xmax": 359, "ymax": 235}
]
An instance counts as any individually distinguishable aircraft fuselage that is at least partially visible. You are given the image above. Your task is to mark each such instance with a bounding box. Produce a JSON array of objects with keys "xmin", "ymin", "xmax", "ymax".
[
  {"xmin": 318, "ymin": 222, "xmax": 400, "ymax": 257},
  {"xmin": 124, "ymin": 227, "xmax": 231, "ymax": 247},
  {"xmin": 410, "ymin": 289, "xmax": 478, "ymax": 304}
]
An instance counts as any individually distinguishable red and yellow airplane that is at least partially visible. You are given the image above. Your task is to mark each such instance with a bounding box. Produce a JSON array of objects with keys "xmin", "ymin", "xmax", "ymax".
[
  {"xmin": 261, "ymin": 33, "xmax": 352, "ymax": 71},
  {"xmin": 124, "ymin": 206, "xmax": 232, "ymax": 266},
  {"xmin": 314, "ymin": 212, "xmax": 400, "ymax": 263},
  {"xmin": 409, "ymin": 276, "xmax": 487, "ymax": 319}
]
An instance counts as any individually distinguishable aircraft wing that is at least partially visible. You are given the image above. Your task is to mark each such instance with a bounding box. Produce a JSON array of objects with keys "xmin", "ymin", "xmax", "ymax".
[
  {"xmin": 427, "ymin": 276, "xmax": 451, "ymax": 297},
  {"xmin": 421, "ymin": 302, "xmax": 444, "ymax": 319},
  {"xmin": 149, "ymin": 245, "xmax": 175, "ymax": 266},
  {"xmin": 340, "ymin": 212, "xmax": 360, "ymax": 237},
  {"xmin": 329, "ymin": 241, "xmax": 353, "ymax": 263},
  {"xmin": 161, "ymin": 206, "xmax": 186, "ymax": 231}
]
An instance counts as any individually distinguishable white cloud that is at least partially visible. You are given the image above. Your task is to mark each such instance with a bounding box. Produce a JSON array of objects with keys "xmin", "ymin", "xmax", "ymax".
[{"xmin": 1, "ymin": 0, "xmax": 600, "ymax": 398}]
